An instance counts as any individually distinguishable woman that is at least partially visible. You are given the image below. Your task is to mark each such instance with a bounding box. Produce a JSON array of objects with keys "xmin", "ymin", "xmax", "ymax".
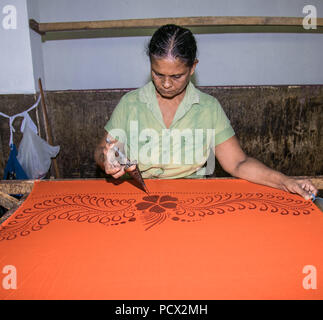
[{"xmin": 95, "ymin": 24, "xmax": 317, "ymax": 200}]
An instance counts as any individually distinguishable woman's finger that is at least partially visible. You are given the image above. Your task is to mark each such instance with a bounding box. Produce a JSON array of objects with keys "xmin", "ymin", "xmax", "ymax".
[
  {"xmin": 296, "ymin": 185, "xmax": 312, "ymax": 200},
  {"xmin": 125, "ymin": 164, "xmax": 137, "ymax": 172},
  {"xmin": 111, "ymin": 167, "xmax": 125, "ymax": 179},
  {"xmin": 291, "ymin": 180, "xmax": 317, "ymax": 200},
  {"xmin": 298, "ymin": 179, "xmax": 318, "ymax": 196}
]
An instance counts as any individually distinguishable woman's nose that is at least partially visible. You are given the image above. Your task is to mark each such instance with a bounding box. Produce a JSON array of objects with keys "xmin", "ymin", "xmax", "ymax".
[{"xmin": 162, "ymin": 77, "xmax": 172, "ymax": 89}]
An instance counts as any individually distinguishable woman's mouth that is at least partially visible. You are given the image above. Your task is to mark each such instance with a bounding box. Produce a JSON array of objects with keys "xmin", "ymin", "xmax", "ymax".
[{"xmin": 160, "ymin": 90, "xmax": 174, "ymax": 95}]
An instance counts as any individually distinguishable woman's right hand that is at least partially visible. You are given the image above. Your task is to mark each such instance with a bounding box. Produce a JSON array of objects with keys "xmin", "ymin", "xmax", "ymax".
[
  {"xmin": 104, "ymin": 139, "xmax": 136, "ymax": 178},
  {"xmin": 94, "ymin": 133, "xmax": 136, "ymax": 179}
]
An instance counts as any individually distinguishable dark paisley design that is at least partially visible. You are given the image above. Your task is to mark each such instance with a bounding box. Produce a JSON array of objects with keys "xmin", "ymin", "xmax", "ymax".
[
  {"xmin": 0, "ymin": 192, "xmax": 316, "ymax": 240},
  {"xmin": 0, "ymin": 195, "xmax": 137, "ymax": 241},
  {"xmin": 171, "ymin": 193, "xmax": 314, "ymax": 222}
]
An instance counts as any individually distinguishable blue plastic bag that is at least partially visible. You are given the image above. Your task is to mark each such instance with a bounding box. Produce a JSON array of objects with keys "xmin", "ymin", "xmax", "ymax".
[{"xmin": 3, "ymin": 144, "xmax": 28, "ymax": 180}]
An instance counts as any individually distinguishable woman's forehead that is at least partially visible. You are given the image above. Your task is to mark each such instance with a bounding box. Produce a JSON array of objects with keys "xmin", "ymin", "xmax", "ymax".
[{"xmin": 150, "ymin": 56, "xmax": 189, "ymax": 74}]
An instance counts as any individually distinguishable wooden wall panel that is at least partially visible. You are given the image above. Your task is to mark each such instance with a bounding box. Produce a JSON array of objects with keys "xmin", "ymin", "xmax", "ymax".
[
  {"xmin": 204, "ymin": 86, "xmax": 323, "ymax": 177},
  {"xmin": 0, "ymin": 85, "xmax": 322, "ymax": 179}
]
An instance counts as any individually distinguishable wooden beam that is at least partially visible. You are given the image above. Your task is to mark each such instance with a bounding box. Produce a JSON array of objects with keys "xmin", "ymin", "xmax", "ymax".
[
  {"xmin": 29, "ymin": 18, "xmax": 45, "ymax": 35},
  {"xmin": 0, "ymin": 191, "xmax": 19, "ymax": 210},
  {"xmin": 0, "ymin": 176, "xmax": 322, "ymax": 195},
  {"xmin": 0, "ymin": 193, "xmax": 29, "ymax": 225},
  {"xmin": 30, "ymin": 16, "xmax": 323, "ymax": 34},
  {"xmin": 0, "ymin": 180, "xmax": 35, "ymax": 195}
]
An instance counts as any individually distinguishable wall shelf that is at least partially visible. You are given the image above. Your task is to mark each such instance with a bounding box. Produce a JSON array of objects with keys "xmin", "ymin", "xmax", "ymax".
[{"xmin": 29, "ymin": 16, "xmax": 323, "ymax": 41}]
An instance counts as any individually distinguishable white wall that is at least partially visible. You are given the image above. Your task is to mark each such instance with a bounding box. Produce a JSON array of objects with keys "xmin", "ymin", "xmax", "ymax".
[
  {"xmin": 38, "ymin": 0, "xmax": 323, "ymax": 90},
  {"xmin": 1, "ymin": 0, "xmax": 323, "ymax": 93},
  {"xmin": 0, "ymin": 0, "xmax": 35, "ymax": 94},
  {"xmin": 197, "ymin": 33, "xmax": 323, "ymax": 86},
  {"xmin": 26, "ymin": 0, "xmax": 45, "ymax": 92},
  {"xmin": 37, "ymin": 0, "xmax": 322, "ymax": 22}
]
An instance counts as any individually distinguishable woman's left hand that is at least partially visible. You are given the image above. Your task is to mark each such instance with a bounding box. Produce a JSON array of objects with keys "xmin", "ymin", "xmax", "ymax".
[
  {"xmin": 281, "ymin": 177, "xmax": 318, "ymax": 200},
  {"xmin": 214, "ymin": 136, "xmax": 318, "ymax": 201}
]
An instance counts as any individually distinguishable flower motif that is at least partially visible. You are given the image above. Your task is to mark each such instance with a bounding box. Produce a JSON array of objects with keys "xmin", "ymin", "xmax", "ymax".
[{"xmin": 135, "ymin": 195, "xmax": 178, "ymax": 213}]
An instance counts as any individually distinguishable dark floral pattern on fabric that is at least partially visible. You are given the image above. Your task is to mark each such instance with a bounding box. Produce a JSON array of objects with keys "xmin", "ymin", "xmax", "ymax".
[
  {"xmin": 135, "ymin": 195, "xmax": 178, "ymax": 213},
  {"xmin": 0, "ymin": 192, "xmax": 317, "ymax": 240},
  {"xmin": 135, "ymin": 195, "xmax": 178, "ymax": 230}
]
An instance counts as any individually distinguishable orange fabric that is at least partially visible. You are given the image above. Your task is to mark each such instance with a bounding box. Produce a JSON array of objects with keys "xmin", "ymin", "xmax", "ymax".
[{"xmin": 0, "ymin": 178, "xmax": 322, "ymax": 300}]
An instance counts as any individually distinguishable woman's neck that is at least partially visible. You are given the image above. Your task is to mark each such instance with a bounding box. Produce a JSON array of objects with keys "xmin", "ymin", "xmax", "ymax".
[
  {"xmin": 155, "ymin": 86, "xmax": 187, "ymax": 105},
  {"xmin": 155, "ymin": 88, "xmax": 187, "ymax": 128}
]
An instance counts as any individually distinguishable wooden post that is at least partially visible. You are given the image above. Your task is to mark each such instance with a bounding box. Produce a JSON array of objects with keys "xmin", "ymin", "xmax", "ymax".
[
  {"xmin": 34, "ymin": 93, "xmax": 42, "ymax": 138},
  {"xmin": 38, "ymin": 78, "xmax": 61, "ymax": 178},
  {"xmin": 0, "ymin": 133, "xmax": 4, "ymax": 171}
]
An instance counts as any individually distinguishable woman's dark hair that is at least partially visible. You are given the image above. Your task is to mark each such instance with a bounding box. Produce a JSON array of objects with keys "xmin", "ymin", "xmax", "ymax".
[{"xmin": 147, "ymin": 24, "xmax": 197, "ymax": 67}]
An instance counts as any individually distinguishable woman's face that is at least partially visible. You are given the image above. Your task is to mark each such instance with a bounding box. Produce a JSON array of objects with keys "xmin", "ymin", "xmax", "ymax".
[{"xmin": 150, "ymin": 56, "xmax": 197, "ymax": 99}]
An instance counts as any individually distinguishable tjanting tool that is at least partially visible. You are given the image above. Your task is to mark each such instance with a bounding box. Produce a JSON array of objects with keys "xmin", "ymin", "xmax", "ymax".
[
  {"xmin": 312, "ymin": 193, "xmax": 323, "ymax": 212},
  {"xmin": 106, "ymin": 137, "xmax": 150, "ymax": 195}
]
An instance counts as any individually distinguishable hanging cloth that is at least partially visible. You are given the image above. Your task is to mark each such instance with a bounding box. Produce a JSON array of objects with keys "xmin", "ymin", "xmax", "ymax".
[
  {"xmin": 0, "ymin": 96, "xmax": 41, "ymax": 180},
  {"xmin": 0, "ymin": 95, "xmax": 41, "ymax": 146}
]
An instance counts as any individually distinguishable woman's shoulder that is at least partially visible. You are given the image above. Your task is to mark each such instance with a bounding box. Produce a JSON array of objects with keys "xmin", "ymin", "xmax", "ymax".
[
  {"xmin": 119, "ymin": 82, "xmax": 152, "ymax": 105},
  {"xmin": 193, "ymin": 85, "xmax": 222, "ymax": 109},
  {"xmin": 119, "ymin": 88, "xmax": 141, "ymax": 104}
]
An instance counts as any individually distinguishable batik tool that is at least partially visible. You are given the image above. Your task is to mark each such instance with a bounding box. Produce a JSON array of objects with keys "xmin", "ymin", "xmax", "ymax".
[
  {"xmin": 312, "ymin": 193, "xmax": 323, "ymax": 212},
  {"xmin": 106, "ymin": 137, "xmax": 150, "ymax": 195}
]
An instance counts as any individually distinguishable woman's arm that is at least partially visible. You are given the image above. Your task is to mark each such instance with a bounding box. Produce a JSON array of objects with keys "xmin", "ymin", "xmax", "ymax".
[
  {"xmin": 94, "ymin": 131, "xmax": 135, "ymax": 179},
  {"xmin": 214, "ymin": 136, "xmax": 318, "ymax": 200}
]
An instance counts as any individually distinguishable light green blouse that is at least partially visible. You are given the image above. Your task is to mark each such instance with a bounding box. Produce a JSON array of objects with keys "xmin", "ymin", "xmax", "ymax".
[{"xmin": 105, "ymin": 81, "xmax": 235, "ymax": 179}]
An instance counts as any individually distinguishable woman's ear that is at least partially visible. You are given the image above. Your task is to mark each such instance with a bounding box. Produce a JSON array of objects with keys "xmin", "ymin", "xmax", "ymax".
[{"xmin": 190, "ymin": 59, "xmax": 199, "ymax": 76}]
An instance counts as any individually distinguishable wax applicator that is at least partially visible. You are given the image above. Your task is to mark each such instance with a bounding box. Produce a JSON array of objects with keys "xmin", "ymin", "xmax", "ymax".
[
  {"xmin": 106, "ymin": 137, "xmax": 150, "ymax": 195},
  {"xmin": 312, "ymin": 193, "xmax": 323, "ymax": 212}
]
